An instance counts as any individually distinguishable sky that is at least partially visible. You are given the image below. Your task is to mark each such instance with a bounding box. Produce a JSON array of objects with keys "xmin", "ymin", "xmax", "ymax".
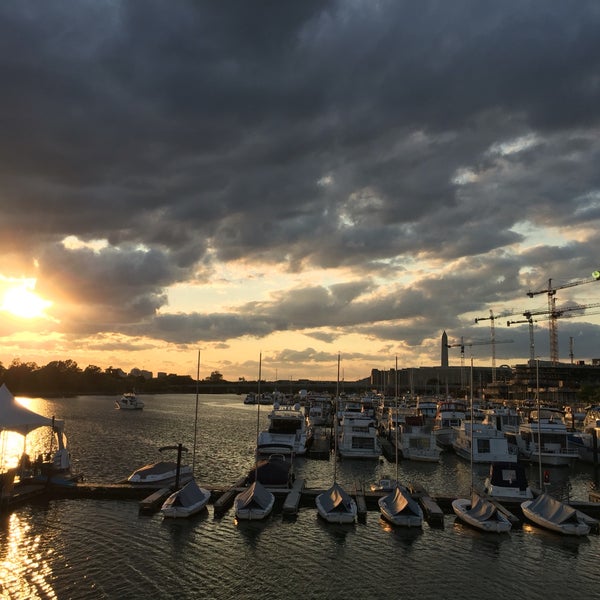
[{"xmin": 1, "ymin": 0, "xmax": 600, "ymax": 382}]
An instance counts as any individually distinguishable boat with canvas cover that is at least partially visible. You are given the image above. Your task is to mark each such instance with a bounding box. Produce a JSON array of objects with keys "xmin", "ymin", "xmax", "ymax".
[
  {"xmin": 316, "ymin": 481, "xmax": 357, "ymax": 524},
  {"xmin": 378, "ymin": 484, "xmax": 423, "ymax": 527},
  {"xmin": 127, "ymin": 461, "xmax": 193, "ymax": 484},
  {"xmin": 234, "ymin": 480, "xmax": 275, "ymax": 520},
  {"xmin": 452, "ymin": 492, "xmax": 512, "ymax": 533},
  {"xmin": 521, "ymin": 493, "xmax": 591, "ymax": 536},
  {"xmin": 161, "ymin": 479, "xmax": 210, "ymax": 518}
]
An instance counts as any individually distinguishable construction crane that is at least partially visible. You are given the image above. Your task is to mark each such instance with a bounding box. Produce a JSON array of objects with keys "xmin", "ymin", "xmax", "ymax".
[
  {"xmin": 446, "ymin": 336, "xmax": 513, "ymax": 389},
  {"xmin": 508, "ymin": 301, "xmax": 600, "ymax": 363},
  {"xmin": 526, "ymin": 270, "xmax": 600, "ymax": 364},
  {"xmin": 474, "ymin": 309, "xmax": 513, "ymax": 383}
]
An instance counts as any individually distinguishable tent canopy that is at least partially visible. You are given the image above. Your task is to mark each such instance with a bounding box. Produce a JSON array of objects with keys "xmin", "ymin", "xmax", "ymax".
[{"xmin": 0, "ymin": 384, "xmax": 63, "ymax": 435}]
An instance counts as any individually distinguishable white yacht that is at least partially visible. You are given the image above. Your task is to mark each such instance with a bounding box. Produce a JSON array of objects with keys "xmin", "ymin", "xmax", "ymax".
[
  {"xmin": 509, "ymin": 407, "xmax": 579, "ymax": 467},
  {"xmin": 306, "ymin": 394, "xmax": 333, "ymax": 428},
  {"xmin": 399, "ymin": 415, "xmax": 441, "ymax": 462},
  {"xmin": 433, "ymin": 399, "xmax": 467, "ymax": 449},
  {"xmin": 416, "ymin": 396, "xmax": 438, "ymax": 423},
  {"xmin": 452, "ymin": 421, "xmax": 517, "ymax": 464},
  {"xmin": 257, "ymin": 402, "xmax": 309, "ymax": 456},
  {"xmin": 115, "ymin": 392, "xmax": 144, "ymax": 410},
  {"xmin": 337, "ymin": 412, "xmax": 381, "ymax": 460},
  {"xmin": 484, "ymin": 461, "xmax": 533, "ymax": 502}
]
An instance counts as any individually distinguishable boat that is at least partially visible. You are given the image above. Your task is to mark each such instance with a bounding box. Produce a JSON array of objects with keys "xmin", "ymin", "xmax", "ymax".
[
  {"xmin": 234, "ymin": 480, "xmax": 276, "ymax": 520},
  {"xmin": 433, "ymin": 398, "xmax": 467, "ymax": 449},
  {"xmin": 337, "ymin": 404, "xmax": 381, "ymax": 460},
  {"xmin": 127, "ymin": 460, "xmax": 193, "ymax": 484},
  {"xmin": 235, "ymin": 352, "xmax": 275, "ymax": 521},
  {"xmin": 509, "ymin": 407, "xmax": 579, "ymax": 467},
  {"xmin": 452, "ymin": 492, "xmax": 512, "ymax": 533},
  {"xmin": 161, "ymin": 478, "xmax": 211, "ymax": 518},
  {"xmin": 452, "ymin": 420, "xmax": 517, "ymax": 464},
  {"xmin": 115, "ymin": 392, "xmax": 144, "ymax": 410},
  {"xmin": 521, "ymin": 493, "xmax": 591, "ymax": 536},
  {"xmin": 257, "ymin": 402, "xmax": 309, "ymax": 456},
  {"xmin": 316, "ymin": 354, "xmax": 357, "ymax": 524},
  {"xmin": 306, "ymin": 394, "xmax": 333, "ymax": 428},
  {"xmin": 484, "ymin": 461, "xmax": 533, "ymax": 502},
  {"xmin": 161, "ymin": 350, "xmax": 211, "ymax": 518},
  {"xmin": 415, "ymin": 396, "xmax": 438, "ymax": 423},
  {"xmin": 246, "ymin": 454, "xmax": 294, "ymax": 488},
  {"xmin": 316, "ymin": 481, "xmax": 358, "ymax": 524},
  {"xmin": 399, "ymin": 415, "xmax": 441, "ymax": 462}
]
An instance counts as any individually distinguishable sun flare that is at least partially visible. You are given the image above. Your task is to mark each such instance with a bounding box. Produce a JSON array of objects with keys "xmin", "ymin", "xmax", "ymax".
[{"xmin": 0, "ymin": 279, "xmax": 52, "ymax": 319}]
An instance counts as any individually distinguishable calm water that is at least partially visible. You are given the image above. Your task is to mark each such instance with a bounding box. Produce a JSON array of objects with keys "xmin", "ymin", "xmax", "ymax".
[{"xmin": 1, "ymin": 394, "xmax": 599, "ymax": 599}]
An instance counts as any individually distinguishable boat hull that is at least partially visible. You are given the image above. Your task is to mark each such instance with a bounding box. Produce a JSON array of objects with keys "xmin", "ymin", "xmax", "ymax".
[
  {"xmin": 521, "ymin": 499, "xmax": 590, "ymax": 536},
  {"xmin": 452, "ymin": 498, "xmax": 511, "ymax": 533}
]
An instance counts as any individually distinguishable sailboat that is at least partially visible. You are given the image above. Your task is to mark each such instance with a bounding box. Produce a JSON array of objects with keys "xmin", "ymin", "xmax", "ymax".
[
  {"xmin": 161, "ymin": 351, "xmax": 211, "ymax": 518},
  {"xmin": 234, "ymin": 352, "xmax": 275, "ymax": 521},
  {"xmin": 452, "ymin": 358, "xmax": 511, "ymax": 533},
  {"xmin": 316, "ymin": 353, "xmax": 358, "ymax": 524},
  {"xmin": 520, "ymin": 360, "xmax": 591, "ymax": 536},
  {"xmin": 378, "ymin": 357, "xmax": 424, "ymax": 527}
]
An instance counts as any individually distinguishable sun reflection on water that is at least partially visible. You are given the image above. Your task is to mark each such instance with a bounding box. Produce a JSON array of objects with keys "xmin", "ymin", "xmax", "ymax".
[{"xmin": 0, "ymin": 513, "xmax": 57, "ymax": 599}]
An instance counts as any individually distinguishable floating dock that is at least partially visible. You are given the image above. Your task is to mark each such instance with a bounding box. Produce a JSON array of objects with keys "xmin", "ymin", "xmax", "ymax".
[
  {"xmin": 282, "ymin": 478, "xmax": 305, "ymax": 516},
  {"xmin": 139, "ymin": 487, "xmax": 172, "ymax": 514},
  {"xmin": 409, "ymin": 482, "xmax": 445, "ymax": 528}
]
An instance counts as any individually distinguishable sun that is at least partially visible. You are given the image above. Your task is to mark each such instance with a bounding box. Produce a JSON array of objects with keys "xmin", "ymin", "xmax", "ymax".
[{"xmin": 0, "ymin": 279, "xmax": 52, "ymax": 319}]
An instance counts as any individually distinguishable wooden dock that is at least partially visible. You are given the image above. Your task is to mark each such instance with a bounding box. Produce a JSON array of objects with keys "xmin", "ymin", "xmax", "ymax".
[
  {"xmin": 213, "ymin": 476, "xmax": 247, "ymax": 517},
  {"xmin": 282, "ymin": 478, "xmax": 305, "ymax": 516},
  {"xmin": 409, "ymin": 482, "xmax": 445, "ymax": 528},
  {"xmin": 139, "ymin": 487, "xmax": 172, "ymax": 514},
  {"xmin": 354, "ymin": 481, "xmax": 368, "ymax": 522}
]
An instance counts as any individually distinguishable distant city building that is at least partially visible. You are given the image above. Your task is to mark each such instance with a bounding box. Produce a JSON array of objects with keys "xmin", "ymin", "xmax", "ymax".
[
  {"xmin": 129, "ymin": 368, "xmax": 153, "ymax": 380},
  {"xmin": 157, "ymin": 372, "xmax": 167, "ymax": 378}
]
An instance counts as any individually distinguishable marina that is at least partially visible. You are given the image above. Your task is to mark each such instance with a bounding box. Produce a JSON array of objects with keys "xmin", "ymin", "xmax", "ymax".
[{"xmin": 3, "ymin": 392, "xmax": 600, "ymax": 598}]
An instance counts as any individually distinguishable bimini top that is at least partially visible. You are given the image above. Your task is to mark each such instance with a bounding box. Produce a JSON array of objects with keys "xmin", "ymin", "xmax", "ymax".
[{"xmin": 0, "ymin": 384, "xmax": 64, "ymax": 435}]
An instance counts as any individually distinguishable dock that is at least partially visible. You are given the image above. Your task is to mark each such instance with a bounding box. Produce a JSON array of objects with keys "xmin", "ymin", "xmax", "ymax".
[
  {"xmin": 307, "ymin": 428, "xmax": 331, "ymax": 459},
  {"xmin": 139, "ymin": 487, "xmax": 172, "ymax": 514},
  {"xmin": 409, "ymin": 482, "xmax": 445, "ymax": 528},
  {"xmin": 213, "ymin": 476, "xmax": 247, "ymax": 517},
  {"xmin": 282, "ymin": 478, "xmax": 305, "ymax": 516},
  {"xmin": 354, "ymin": 481, "xmax": 368, "ymax": 522}
]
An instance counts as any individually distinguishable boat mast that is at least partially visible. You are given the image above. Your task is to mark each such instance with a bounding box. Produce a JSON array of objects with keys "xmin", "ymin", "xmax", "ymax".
[
  {"xmin": 470, "ymin": 357, "xmax": 474, "ymax": 494},
  {"xmin": 536, "ymin": 358, "xmax": 542, "ymax": 490},
  {"xmin": 255, "ymin": 352, "xmax": 262, "ymax": 481},
  {"xmin": 334, "ymin": 352, "xmax": 340, "ymax": 484},
  {"xmin": 192, "ymin": 349, "xmax": 200, "ymax": 473},
  {"xmin": 395, "ymin": 355, "xmax": 399, "ymax": 485}
]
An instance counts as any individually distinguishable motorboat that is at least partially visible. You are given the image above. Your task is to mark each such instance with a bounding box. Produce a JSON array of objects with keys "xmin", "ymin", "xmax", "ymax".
[
  {"xmin": 416, "ymin": 396, "xmax": 438, "ymax": 423},
  {"xmin": 115, "ymin": 392, "xmax": 144, "ymax": 410},
  {"xmin": 306, "ymin": 394, "xmax": 333, "ymax": 428},
  {"xmin": 509, "ymin": 407, "xmax": 579, "ymax": 467},
  {"xmin": 257, "ymin": 402, "xmax": 309, "ymax": 456},
  {"xmin": 127, "ymin": 461, "xmax": 193, "ymax": 484},
  {"xmin": 452, "ymin": 421, "xmax": 517, "ymax": 464},
  {"xmin": 246, "ymin": 454, "xmax": 294, "ymax": 488},
  {"xmin": 234, "ymin": 480, "xmax": 275, "ymax": 521},
  {"xmin": 399, "ymin": 415, "xmax": 441, "ymax": 462},
  {"xmin": 315, "ymin": 481, "xmax": 357, "ymax": 524},
  {"xmin": 521, "ymin": 493, "xmax": 591, "ymax": 536},
  {"xmin": 378, "ymin": 484, "xmax": 423, "ymax": 527},
  {"xmin": 161, "ymin": 479, "xmax": 211, "ymax": 518},
  {"xmin": 484, "ymin": 461, "xmax": 533, "ymax": 502},
  {"xmin": 433, "ymin": 399, "xmax": 467, "ymax": 449},
  {"xmin": 452, "ymin": 492, "xmax": 512, "ymax": 533},
  {"xmin": 337, "ymin": 413, "xmax": 381, "ymax": 460}
]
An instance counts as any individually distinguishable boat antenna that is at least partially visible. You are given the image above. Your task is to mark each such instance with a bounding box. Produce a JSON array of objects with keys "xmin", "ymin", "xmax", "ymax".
[
  {"xmin": 255, "ymin": 352, "xmax": 262, "ymax": 482},
  {"xmin": 334, "ymin": 352, "xmax": 340, "ymax": 484},
  {"xmin": 192, "ymin": 349, "xmax": 200, "ymax": 474}
]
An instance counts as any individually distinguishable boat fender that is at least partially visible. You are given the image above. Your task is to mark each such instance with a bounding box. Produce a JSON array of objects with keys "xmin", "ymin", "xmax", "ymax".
[{"xmin": 543, "ymin": 470, "xmax": 550, "ymax": 484}]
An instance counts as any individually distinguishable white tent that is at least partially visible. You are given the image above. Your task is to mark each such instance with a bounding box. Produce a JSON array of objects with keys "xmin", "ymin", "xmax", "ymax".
[{"xmin": 0, "ymin": 383, "xmax": 64, "ymax": 435}]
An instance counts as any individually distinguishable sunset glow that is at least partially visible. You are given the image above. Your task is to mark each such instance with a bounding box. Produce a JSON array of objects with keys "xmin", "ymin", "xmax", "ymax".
[{"xmin": 0, "ymin": 279, "xmax": 52, "ymax": 319}]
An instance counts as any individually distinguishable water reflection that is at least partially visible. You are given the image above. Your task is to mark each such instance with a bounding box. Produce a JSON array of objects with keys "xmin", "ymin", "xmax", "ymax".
[{"xmin": 0, "ymin": 512, "xmax": 56, "ymax": 599}]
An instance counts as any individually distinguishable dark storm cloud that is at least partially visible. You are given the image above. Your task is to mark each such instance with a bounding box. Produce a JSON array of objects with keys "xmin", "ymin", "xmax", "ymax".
[{"xmin": 1, "ymin": 1, "xmax": 600, "ymax": 351}]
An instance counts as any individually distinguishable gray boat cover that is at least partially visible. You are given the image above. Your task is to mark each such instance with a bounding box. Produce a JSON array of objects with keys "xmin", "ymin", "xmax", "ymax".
[
  {"xmin": 319, "ymin": 482, "xmax": 354, "ymax": 513},
  {"xmin": 236, "ymin": 481, "xmax": 273, "ymax": 510},
  {"xmin": 465, "ymin": 493, "xmax": 497, "ymax": 521},
  {"xmin": 527, "ymin": 493, "xmax": 577, "ymax": 524},
  {"xmin": 174, "ymin": 480, "xmax": 207, "ymax": 507},
  {"xmin": 383, "ymin": 485, "xmax": 422, "ymax": 516}
]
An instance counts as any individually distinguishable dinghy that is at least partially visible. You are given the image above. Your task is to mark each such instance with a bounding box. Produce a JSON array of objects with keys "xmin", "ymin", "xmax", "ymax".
[
  {"xmin": 234, "ymin": 480, "xmax": 275, "ymax": 520},
  {"xmin": 521, "ymin": 493, "xmax": 590, "ymax": 536},
  {"xmin": 316, "ymin": 481, "xmax": 357, "ymax": 524},
  {"xmin": 452, "ymin": 492, "xmax": 512, "ymax": 533}
]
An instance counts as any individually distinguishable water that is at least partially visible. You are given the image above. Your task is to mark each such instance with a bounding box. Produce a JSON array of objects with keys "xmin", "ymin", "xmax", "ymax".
[{"xmin": 1, "ymin": 394, "xmax": 599, "ymax": 599}]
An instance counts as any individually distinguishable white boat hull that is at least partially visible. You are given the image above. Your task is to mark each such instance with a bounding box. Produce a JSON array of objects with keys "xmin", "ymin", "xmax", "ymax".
[
  {"xmin": 452, "ymin": 497, "xmax": 511, "ymax": 533},
  {"xmin": 161, "ymin": 482, "xmax": 211, "ymax": 518},
  {"xmin": 521, "ymin": 498, "xmax": 590, "ymax": 536}
]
